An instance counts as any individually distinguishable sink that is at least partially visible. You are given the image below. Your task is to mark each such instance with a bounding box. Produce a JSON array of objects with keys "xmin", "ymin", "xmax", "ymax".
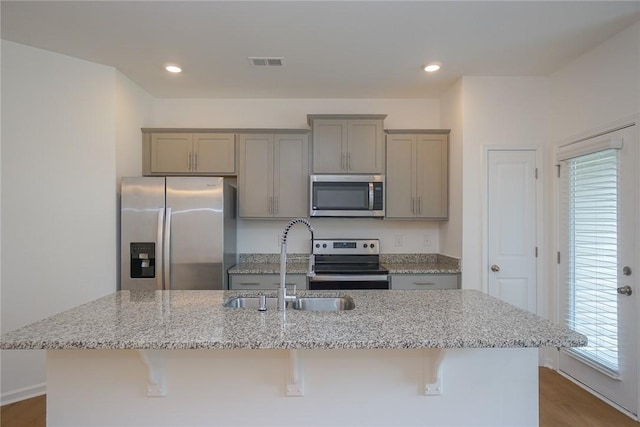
[
  {"xmin": 291, "ymin": 296, "xmax": 355, "ymax": 311},
  {"xmin": 223, "ymin": 296, "xmax": 278, "ymax": 309},
  {"xmin": 223, "ymin": 296, "xmax": 355, "ymax": 311}
]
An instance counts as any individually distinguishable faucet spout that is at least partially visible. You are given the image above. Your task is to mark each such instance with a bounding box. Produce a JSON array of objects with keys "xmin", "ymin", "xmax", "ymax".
[{"xmin": 279, "ymin": 218, "xmax": 314, "ymax": 312}]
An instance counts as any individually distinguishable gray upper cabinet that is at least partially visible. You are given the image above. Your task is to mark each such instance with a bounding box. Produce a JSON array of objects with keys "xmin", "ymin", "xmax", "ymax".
[
  {"xmin": 386, "ymin": 131, "xmax": 449, "ymax": 219},
  {"xmin": 238, "ymin": 132, "xmax": 310, "ymax": 219},
  {"xmin": 309, "ymin": 115, "xmax": 386, "ymax": 174},
  {"xmin": 142, "ymin": 130, "xmax": 236, "ymax": 175}
]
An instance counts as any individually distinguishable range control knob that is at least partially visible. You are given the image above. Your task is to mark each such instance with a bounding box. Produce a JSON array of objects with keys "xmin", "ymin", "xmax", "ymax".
[
  {"xmin": 315, "ymin": 243, "xmax": 320, "ymax": 248},
  {"xmin": 323, "ymin": 243, "xmax": 327, "ymax": 248},
  {"xmin": 363, "ymin": 243, "xmax": 368, "ymax": 248},
  {"xmin": 370, "ymin": 243, "xmax": 375, "ymax": 249}
]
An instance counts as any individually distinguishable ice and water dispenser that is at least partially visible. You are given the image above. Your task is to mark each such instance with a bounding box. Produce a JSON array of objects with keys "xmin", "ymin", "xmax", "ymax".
[{"xmin": 130, "ymin": 243, "xmax": 156, "ymax": 278}]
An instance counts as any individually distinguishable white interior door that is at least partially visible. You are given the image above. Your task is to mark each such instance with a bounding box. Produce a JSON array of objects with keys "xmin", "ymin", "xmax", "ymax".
[
  {"xmin": 558, "ymin": 124, "xmax": 638, "ymax": 417},
  {"xmin": 487, "ymin": 150, "xmax": 537, "ymax": 313}
]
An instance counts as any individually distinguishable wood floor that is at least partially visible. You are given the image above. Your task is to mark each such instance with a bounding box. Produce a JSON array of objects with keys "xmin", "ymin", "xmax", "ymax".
[
  {"xmin": 538, "ymin": 367, "xmax": 638, "ymax": 427},
  {"xmin": 0, "ymin": 394, "xmax": 45, "ymax": 427},
  {"xmin": 1, "ymin": 368, "xmax": 638, "ymax": 426}
]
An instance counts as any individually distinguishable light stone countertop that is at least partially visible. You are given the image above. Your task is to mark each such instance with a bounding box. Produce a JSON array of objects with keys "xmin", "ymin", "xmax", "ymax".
[
  {"xmin": 228, "ymin": 253, "xmax": 462, "ymax": 275},
  {"xmin": 382, "ymin": 263, "xmax": 461, "ymax": 274},
  {"xmin": 229, "ymin": 263, "xmax": 310, "ymax": 275},
  {"xmin": 1, "ymin": 290, "xmax": 586, "ymax": 350}
]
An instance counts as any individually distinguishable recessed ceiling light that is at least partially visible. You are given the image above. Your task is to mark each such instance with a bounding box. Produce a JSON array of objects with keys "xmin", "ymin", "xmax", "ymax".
[
  {"xmin": 423, "ymin": 64, "xmax": 441, "ymax": 73},
  {"xmin": 165, "ymin": 65, "xmax": 182, "ymax": 73}
]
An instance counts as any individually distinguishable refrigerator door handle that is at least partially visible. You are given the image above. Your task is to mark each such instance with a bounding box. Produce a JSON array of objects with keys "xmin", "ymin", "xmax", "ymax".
[
  {"xmin": 156, "ymin": 208, "xmax": 164, "ymax": 290},
  {"xmin": 164, "ymin": 207, "xmax": 172, "ymax": 290}
]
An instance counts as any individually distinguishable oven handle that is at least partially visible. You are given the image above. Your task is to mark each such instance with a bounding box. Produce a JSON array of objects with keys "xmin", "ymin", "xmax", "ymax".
[{"xmin": 310, "ymin": 274, "xmax": 389, "ymax": 282}]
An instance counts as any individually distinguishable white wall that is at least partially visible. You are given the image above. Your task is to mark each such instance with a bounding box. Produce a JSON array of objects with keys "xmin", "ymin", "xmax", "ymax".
[
  {"xmin": 154, "ymin": 98, "xmax": 444, "ymax": 254},
  {"xmin": 438, "ymin": 79, "xmax": 463, "ymax": 259},
  {"xmin": 460, "ymin": 77, "xmax": 550, "ymax": 292},
  {"xmin": 116, "ymin": 71, "xmax": 153, "ymax": 181},
  {"xmin": 153, "ymin": 98, "xmax": 439, "ymax": 130},
  {"xmin": 549, "ymin": 21, "xmax": 640, "ymax": 143},
  {"xmin": 0, "ymin": 41, "xmax": 151, "ymax": 404}
]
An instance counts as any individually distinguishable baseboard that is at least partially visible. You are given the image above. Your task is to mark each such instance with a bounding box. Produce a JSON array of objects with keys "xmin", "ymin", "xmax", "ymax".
[{"xmin": 1, "ymin": 382, "xmax": 46, "ymax": 406}]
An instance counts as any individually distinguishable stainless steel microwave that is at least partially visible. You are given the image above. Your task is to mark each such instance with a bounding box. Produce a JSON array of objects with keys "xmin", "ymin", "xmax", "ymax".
[{"xmin": 310, "ymin": 174, "xmax": 385, "ymax": 217}]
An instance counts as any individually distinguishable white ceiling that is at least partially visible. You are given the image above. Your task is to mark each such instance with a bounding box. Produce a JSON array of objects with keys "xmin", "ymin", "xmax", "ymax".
[{"xmin": 2, "ymin": 1, "xmax": 639, "ymax": 99}]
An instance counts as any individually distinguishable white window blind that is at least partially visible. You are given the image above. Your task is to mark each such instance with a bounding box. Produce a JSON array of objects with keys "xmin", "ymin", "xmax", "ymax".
[{"xmin": 560, "ymin": 148, "xmax": 620, "ymax": 376}]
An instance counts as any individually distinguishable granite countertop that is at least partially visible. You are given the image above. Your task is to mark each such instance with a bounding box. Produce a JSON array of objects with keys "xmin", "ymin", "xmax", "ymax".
[
  {"xmin": 229, "ymin": 253, "xmax": 462, "ymax": 275},
  {"xmin": 228, "ymin": 253, "xmax": 310, "ymax": 275},
  {"xmin": 1, "ymin": 290, "xmax": 585, "ymax": 350},
  {"xmin": 229, "ymin": 263, "xmax": 310, "ymax": 275}
]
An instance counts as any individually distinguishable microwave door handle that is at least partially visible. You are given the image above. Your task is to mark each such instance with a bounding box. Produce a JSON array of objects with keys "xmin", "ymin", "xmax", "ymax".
[{"xmin": 369, "ymin": 182, "xmax": 374, "ymax": 210}]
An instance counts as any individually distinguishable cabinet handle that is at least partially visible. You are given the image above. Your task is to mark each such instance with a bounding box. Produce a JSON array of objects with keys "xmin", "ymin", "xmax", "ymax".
[
  {"xmin": 238, "ymin": 282, "xmax": 260, "ymax": 286},
  {"xmin": 411, "ymin": 198, "xmax": 415, "ymax": 215},
  {"xmin": 417, "ymin": 197, "xmax": 421, "ymax": 215},
  {"xmin": 274, "ymin": 197, "xmax": 278, "ymax": 215},
  {"xmin": 268, "ymin": 197, "xmax": 273, "ymax": 214},
  {"xmin": 188, "ymin": 152, "xmax": 192, "ymax": 171},
  {"xmin": 347, "ymin": 152, "xmax": 351, "ymax": 170},
  {"xmin": 413, "ymin": 282, "xmax": 436, "ymax": 286},
  {"xmin": 341, "ymin": 153, "xmax": 346, "ymax": 171},
  {"xmin": 194, "ymin": 152, "xmax": 198, "ymax": 171}
]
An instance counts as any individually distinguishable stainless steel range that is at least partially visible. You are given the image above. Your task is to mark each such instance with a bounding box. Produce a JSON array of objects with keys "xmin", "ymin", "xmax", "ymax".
[{"xmin": 309, "ymin": 239, "xmax": 389, "ymax": 290}]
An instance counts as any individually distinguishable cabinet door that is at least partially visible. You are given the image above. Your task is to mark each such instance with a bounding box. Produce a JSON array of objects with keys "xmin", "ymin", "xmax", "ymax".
[
  {"xmin": 391, "ymin": 274, "xmax": 459, "ymax": 290},
  {"xmin": 312, "ymin": 120, "xmax": 347, "ymax": 173},
  {"xmin": 150, "ymin": 133, "xmax": 193, "ymax": 173},
  {"xmin": 347, "ymin": 120, "xmax": 384, "ymax": 173},
  {"xmin": 273, "ymin": 134, "xmax": 309, "ymax": 218},
  {"xmin": 415, "ymin": 135, "xmax": 448, "ymax": 219},
  {"xmin": 238, "ymin": 134, "xmax": 274, "ymax": 218},
  {"xmin": 229, "ymin": 274, "xmax": 307, "ymax": 290},
  {"xmin": 385, "ymin": 135, "xmax": 415, "ymax": 218},
  {"xmin": 193, "ymin": 133, "xmax": 235, "ymax": 174}
]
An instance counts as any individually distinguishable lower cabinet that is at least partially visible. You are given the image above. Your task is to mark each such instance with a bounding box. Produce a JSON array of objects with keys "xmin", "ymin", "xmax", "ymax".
[
  {"xmin": 229, "ymin": 274, "xmax": 307, "ymax": 290},
  {"xmin": 390, "ymin": 274, "xmax": 460, "ymax": 290}
]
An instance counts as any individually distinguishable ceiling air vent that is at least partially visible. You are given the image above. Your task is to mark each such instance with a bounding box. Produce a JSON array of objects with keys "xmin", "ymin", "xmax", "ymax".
[{"xmin": 249, "ymin": 57, "xmax": 285, "ymax": 67}]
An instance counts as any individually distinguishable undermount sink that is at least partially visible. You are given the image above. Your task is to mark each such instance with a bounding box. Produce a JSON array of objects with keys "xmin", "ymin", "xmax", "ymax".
[
  {"xmin": 223, "ymin": 296, "xmax": 279, "ymax": 309},
  {"xmin": 223, "ymin": 296, "xmax": 355, "ymax": 311},
  {"xmin": 290, "ymin": 296, "xmax": 355, "ymax": 311}
]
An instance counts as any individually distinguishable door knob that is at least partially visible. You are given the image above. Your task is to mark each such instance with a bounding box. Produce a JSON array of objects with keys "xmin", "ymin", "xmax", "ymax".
[
  {"xmin": 490, "ymin": 264, "xmax": 500, "ymax": 272},
  {"xmin": 617, "ymin": 285, "xmax": 632, "ymax": 296}
]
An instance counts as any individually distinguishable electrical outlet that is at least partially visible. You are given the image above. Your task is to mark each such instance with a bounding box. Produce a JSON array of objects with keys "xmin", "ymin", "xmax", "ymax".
[
  {"xmin": 423, "ymin": 233, "xmax": 432, "ymax": 247},
  {"xmin": 394, "ymin": 234, "xmax": 403, "ymax": 247}
]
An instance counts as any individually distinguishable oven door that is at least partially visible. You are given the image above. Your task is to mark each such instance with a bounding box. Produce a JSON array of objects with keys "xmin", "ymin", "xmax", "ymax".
[{"xmin": 308, "ymin": 274, "xmax": 389, "ymax": 290}]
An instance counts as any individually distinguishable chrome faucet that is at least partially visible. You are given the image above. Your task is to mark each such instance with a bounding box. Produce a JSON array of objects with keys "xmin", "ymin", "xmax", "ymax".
[{"xmin": 279, "ymin": 218, "xmax": 315, "ymax": 312}]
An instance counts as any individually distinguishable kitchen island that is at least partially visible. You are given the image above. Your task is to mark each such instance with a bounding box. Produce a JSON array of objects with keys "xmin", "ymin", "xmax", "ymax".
[{"xmin": 1, "ymin": 290, "xmax": 585, "ymax": 427}]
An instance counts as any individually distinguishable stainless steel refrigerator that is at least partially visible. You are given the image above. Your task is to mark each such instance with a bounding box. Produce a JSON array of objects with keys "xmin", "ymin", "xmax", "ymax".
[{"xmin": 120, "ymin": 177, "xmax": 237, "ymax": 291}]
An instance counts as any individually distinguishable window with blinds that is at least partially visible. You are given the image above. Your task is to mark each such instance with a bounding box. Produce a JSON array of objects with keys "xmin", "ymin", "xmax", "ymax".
[{"xmin": 560, "ymin": 148, "xmax": 619, "ymax": 376}]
